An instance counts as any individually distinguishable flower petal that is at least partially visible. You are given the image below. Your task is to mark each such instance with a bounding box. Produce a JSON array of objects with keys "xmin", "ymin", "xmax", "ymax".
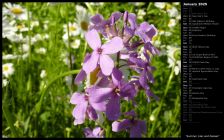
[
  {"xmin": 70, "ymin": 92, "xmax": 85, "ymax": 104},
  {"xmin": 72, "ymin": 101, "xmax": 88, "ymax": 125},
  {"xmin": 120, "ymin": 83, "xmax": 136, "ymax": 98},
  {"xmin": 106, "ymin": 94, "xmax": 121, "ymax": 120},
  {"xmin": 101, "ymin": 37, "xmax": 124, "ymax": 55},
  {"xmin": 144, "ymin": 42, "xmax": 160, "ymax": 55},
  {"xmin": 139, "ymin": 70, "xmax": 149, "ymax": 89},
  {"xmin": 128, "ymin": 13, "xmax": 138, "ymax": 30},
  {"xmin": 87, "ymin": 105, "xmax": 98, "ymax": 121},
  {"xmin": 145, "ymin": 24, "xmax": 157, "ymax": 40},
  {"xmin": 85, "ymin": 29, "xmax": 101, "ymax": 50},
  {"xmin": 99, "ymin": 54, "xmax": 114, "ymax": 76},
  {"xmin": 112, "ymin": 119, "xmax": 131, "ymax": 132},
  {"xmin": 112, "ymin": 68, "xmax": 123, "ymax": 86},
  {"xmin": 92, "ymin": 127, "xmax": 101, "ymax": 136},
  {"xmin": 74, "ymin": 69, "xmax": 86, "ymax": 84},
  {"xmin": 90, "ymin": 101, "xmax": 106, "ymax": 112},
  {"xmin": 110, "ymin": 12, "xmax": 122, "ymax": 22},
  {"xmin": 130, "ymin": 120, "xmax": 147, "ymax": 138},
  {"xmin": 139, "ymin": 22, "xmax": 151, "ymax": 32},
  {"xmin": 88, "ymin": 86, "xmax": 113, "ymax": 103},
  {"xmin": 83, "ymin": 52, "xmax": 99, "ymax": 74},
  {"xmin": 91, "ymin": 14, "xmax": 104, "ymax": 25},
  {"xmin": 84, "ymin": 128, "xmax": 94, "ymax": 137}
]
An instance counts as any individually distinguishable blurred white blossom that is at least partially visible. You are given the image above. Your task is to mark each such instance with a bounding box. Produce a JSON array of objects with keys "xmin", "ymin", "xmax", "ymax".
[
  {"xmin": 168, "ymin": 19, "xmax": 177, "ymax": 28},
  {"xmin": 3, "ymin": 63, "xmax": 15, "ymax": 78},
  {"xmin": 2, "ymin": 79, "xmax": 9, "ymax": 87},
  {"xmin": 40, "ymin": 70, "xmax": 47, "ymax": 78},
  {"xmin": 167, "ymin": 46, "xmax": 181, "ymax": 75},
  {"xmin": 36, "ymin": 47, "xmax": 47, "ymax": 54},
  {"xmin": 154, "ymin": 2, "xmax": 166, "ymax": 9},
  {"xmin": 167, "ymin": 7, "xmax": 178, "ymax": 17}
]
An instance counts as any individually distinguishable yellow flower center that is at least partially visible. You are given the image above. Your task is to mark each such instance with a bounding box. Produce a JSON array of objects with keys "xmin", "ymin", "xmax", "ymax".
[
  {"xmin": 115, "ymin": 88, "xmax": 120, "ymax": 93},
  {"xmin": 80, "ymin": 21, "xmax": 88, "ymax": 31},
  {"xmin": 166, "ymin": 4, "xmax": 172, "ymax": 10},
  {"xmin": 10, "ymin": 7, "xmax": 23, "ymax": 15},
  {"xmin": 3, "ymin": 66, "xmax": 9, "ymax": 72},
  {"xmin": 69, "ymin": 26, "xmax": 76, "ymax": 31},
  {"xmin": 17, "ymin": 24, "xmax": 23, "ymax": 30}
]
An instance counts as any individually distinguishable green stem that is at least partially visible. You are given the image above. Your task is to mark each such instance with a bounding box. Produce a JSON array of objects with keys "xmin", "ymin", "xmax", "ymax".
[
  {"xmin": 82, "ymin": 42, "xmax": 87, "ymax": 61},
  {"xmin": 85, "ymin": 3, "xmax": 94, "ymax": 15},
  {"xmin": 116, "ymin": 51, "xmax": 120, "ymax": 68},
  {"xmin": 149, "ymin": 61, "xmax": 176, "ymax": 137},
  {"xmin": 35, "ymin": 70, "xmax": 80, "ymax": 113},
  {"xmin": 26, "ymin": 3, "xmax": 32, "ymax": 94},
  {"xmin": 2, "ymin": 104, "xmax": 19, "ymax": 137},
  {"xmin": 66, "ymin": 4, "xmax": 74, "ymax": 91}
]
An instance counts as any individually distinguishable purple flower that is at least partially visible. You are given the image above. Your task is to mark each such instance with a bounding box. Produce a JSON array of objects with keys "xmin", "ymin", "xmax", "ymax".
[
  {"xmin": 83, "ymin": 29, "xmax": 124, "ymax": 76},
  {"xmin": 135, "ymin": 22, "xmax": 157, "ymax": 43},
  {"xmin": 84, "ymin": 127, "xmax": 104, "ymax": 138},
  {"xmin": 112, "ymin": 118, "xmax": 147, "ymax": 138},
  {"xmin": 128, "ymin": 56, "xmax": 160, "ymax": 102},
  {"xmin": 70, "ymin": 92, "xmax": 106, "ymax": 125},
  {"xmin": 90, "ymin": 12, "xmax": 122, "ymax": 38},
  {"xmin": 74, "ymin": 69, "xmax": 86, "ymax": 84},
  {"xmin": 89, "ymin": 68, "xmax": 136, "ymax": 120}
]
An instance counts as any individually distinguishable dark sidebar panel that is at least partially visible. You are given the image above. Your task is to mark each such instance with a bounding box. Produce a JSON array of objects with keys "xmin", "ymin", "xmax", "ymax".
[{"xmin": 182, "ymin": 0, "xmax": 224, "ymax": 139}]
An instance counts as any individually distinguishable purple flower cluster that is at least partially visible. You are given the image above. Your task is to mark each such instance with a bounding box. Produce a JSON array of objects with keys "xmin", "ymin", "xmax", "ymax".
[{"xmin": 70, "ymin": 11, "xmax": 159, "ymax": 138}]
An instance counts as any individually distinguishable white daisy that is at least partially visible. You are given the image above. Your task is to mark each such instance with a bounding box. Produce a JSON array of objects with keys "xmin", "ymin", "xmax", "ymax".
[
  {"xmin": 167, "ymin": 46, "xmax": 181, "ymax": 75},
  {"xmin": 3, "ymin": 63, "xmax": 15, "ymax": 78},
  {"xmin": 4, "ymin": 3, "xmax": 28, "ymax": 20},
  {"xmin": 75, "ymin": 5, "xmax": 91, "ymax": 37},
  {"xmin": 63, "ymin": 22, "xmax": 80, "ymax": 37}
]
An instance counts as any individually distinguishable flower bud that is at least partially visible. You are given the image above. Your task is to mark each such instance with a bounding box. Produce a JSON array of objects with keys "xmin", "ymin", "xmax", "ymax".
[{"xmin": 123, "ymin": 11, "xmax": 128, "ymax": 26}]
